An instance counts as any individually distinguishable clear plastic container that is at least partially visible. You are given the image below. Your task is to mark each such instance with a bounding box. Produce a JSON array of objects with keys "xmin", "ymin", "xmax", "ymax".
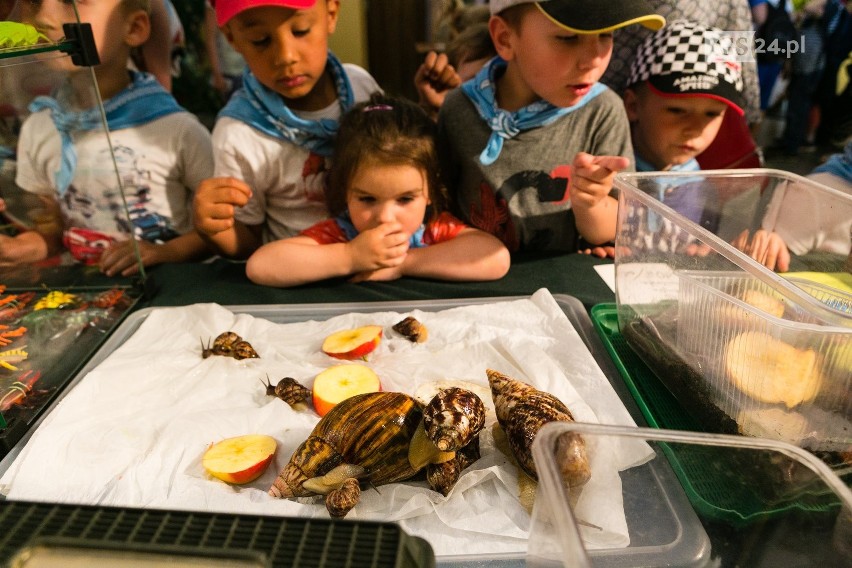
[
  {"xmin": 612, "ymin": 170, "xmax": 852, "ymax": 459},
  {"xmin": 528, "ymin": 421, "xmax": 852, "ymax": 568}
]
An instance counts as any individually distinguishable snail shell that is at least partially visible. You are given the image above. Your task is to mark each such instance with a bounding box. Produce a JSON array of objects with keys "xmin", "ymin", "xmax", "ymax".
[
  {"xmin": 270, "ymin": 392, "xmax": 424, "ymax": 498},
  {"xmin": 487, "ymin": 369, "xmax": 590, "ymax": 487},
  {"xmin": 423, "ymin": 387, "xmax": 486, "ymax": 452},
  {"xmin": 263, "ymin": 376, "xmax": 311, "ymax": 410},
  {"xmin": 326, "ymin": 478, "xmax": 361, "ymax": 518},
  {"xmin": 202, "ymin": 332, "xmax": 259, "ymax": 359},
  {"xmin": 232, "ymin": 340, "xmax": 259, "ymax": 360},
  {"xmin": 392, "ymin": 316, "xmax": 428, "ymax": 343},
  {"xmin": 211, "ymin": 331, "xmax": 240, "ymax": 356},
  {"xmin": 426, "ymin": 435, "xmax": 481, "ymax": 496}
]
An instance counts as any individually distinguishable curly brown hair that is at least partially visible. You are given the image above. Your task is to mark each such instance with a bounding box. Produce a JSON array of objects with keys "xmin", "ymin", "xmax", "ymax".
[{"xmin": 326, "ymin": 93, "xmax": 446, "ymax": 222}]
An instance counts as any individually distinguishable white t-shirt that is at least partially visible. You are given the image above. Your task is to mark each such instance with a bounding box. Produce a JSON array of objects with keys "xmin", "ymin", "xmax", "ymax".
[
  {"xmin": 762, "ymin": 172, "xmax": 852, "ymax": 256},
  {"xmin": 212, "ymin": 64, "xmax": 380, "ymax": 242},
  {"xmin": 16, "ymin": 111, "xmax": 213, "ymax": 241}
]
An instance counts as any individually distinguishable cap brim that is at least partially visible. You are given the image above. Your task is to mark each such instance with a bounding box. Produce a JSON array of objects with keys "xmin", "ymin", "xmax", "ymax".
[
  {"xmin": 647, "ymin": 79, "xmax": 745, "ymax": 116},
  {"xmin": 216, "ymin": 0, "xmax": 316, "ymax": 26},
  {"xmin": 537, "ymin": 1, "xmax": 665, "ymax": 33}
]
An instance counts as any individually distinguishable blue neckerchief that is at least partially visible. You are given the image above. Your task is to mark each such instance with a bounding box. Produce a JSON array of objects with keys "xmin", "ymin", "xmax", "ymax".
[
  {"xmin": 461, "ymin": 57, "xmax": 607, "ymax": 165},
  {"xmin": 334, "ymin": 211, "xmax": 428, "ymax": 248},
  {"xmin": 29, "ymin": 71, "xmax": 184, "ymax": 197},
  {"xmin": 218, "ymin": 52, "xmax": 353, "ymax": 157},
  {"xmin": 636, "ymin": 155, "xmax": 703, "ymax": 230},
  {"xmin": 812, "ymin": 142, "xmax": 852, "ymax": 183}
]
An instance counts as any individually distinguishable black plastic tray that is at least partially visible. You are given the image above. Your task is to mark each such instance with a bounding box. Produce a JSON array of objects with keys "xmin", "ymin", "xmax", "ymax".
[{"xmin": 0, "ymin": 500, "xmax": 433, "ymax": 567}]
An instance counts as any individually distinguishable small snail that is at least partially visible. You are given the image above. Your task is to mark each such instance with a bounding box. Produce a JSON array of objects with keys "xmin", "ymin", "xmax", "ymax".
[
  {"xmin": 392, "ymin": 316, "xmax": 428, "ymax": 343},
  {"xmin": 487, "ymin": 369, "xmax": 590, "ymax": 488},
  {"xmin": 202, "ymin": 332, "xmax": 259, "ymax": 360},
  {"xmin": 269, "ymin": 388, "xmax": 486, "ymax": 517},
  {"xmin": 262, "ymin": 376, "xmax": 311, "ymax": 411}
]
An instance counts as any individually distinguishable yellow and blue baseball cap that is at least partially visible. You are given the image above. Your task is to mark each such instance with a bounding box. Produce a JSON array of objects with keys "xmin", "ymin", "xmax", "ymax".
[{"xmin": 490, "ymin": 0, "xmax": 665, "ymax": 33}]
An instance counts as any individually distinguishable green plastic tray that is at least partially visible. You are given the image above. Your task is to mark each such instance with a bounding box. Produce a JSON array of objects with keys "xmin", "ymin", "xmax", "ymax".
[{"xmin": 590, "ymin": 303, "xmax": 843, "ymax": 526}]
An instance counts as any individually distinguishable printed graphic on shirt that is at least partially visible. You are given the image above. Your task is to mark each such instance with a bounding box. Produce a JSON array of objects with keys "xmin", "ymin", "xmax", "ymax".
[
  {"xmin": 63, "ymin": 145, "xmax": 177, "ymax": 243},
  {"xmin": 301, "ymin": 151, "xmax": 328, "ymax": 204},
  {"xmin": 472, "ymin": 164, "xmax": 574, "ymax": 251},
  {"xmin": 468, "ymin": 181, "xmax": 516, "ymax": 251}
]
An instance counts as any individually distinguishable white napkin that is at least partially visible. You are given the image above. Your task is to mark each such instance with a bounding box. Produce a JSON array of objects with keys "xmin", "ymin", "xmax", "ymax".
[{"xmin": 0, "ymin": 289, "xmax": 651, "ymax": 557}]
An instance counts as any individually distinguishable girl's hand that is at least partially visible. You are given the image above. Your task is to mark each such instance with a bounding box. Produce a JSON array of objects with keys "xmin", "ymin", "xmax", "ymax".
[
  {"xmin": 348, "ymin": 265, "xmax": 404, "ymax": 283},
  {"xmin": 348, "ymin": 222, "xmax": 409, "ymax": 272}
]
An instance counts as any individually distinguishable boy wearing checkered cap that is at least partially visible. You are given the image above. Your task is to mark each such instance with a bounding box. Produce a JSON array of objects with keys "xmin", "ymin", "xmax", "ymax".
[
  {"xmin": 437, "ymin": 0, "xmax": 664, "ymax": 253},
  {"xmin": 624, "ymin": 19, "xmax": 746, "ymax": 175},
  {"xmin": 621, "ymin": 20, "xmax": 796, "ymax": 270}
]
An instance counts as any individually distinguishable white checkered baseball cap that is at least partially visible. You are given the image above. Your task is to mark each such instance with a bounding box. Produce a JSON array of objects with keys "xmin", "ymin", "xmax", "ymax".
[
  {"xmin": 627, "ymin": 19, "xmax": 745, "ymax": 115},
  {"xmin": 490, "ymin": 0, "xmax": 665, "ymax": 33}
]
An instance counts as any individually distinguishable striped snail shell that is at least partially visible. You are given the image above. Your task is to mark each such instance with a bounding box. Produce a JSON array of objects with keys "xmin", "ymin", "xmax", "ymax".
[
  {"xmin": 270, "ymin": 392, "xmax": 424, "ymax": 499},
  {"xmin": 422, "ymin": 387, "xmax": 486, "ymax": 452},
  {"xmin": 487, "ymin": 369, "xmax": 590, "ymax": 487},
  {"xmin": 263, "ymin": 376, "xmax": 311, "ymax": 410}
]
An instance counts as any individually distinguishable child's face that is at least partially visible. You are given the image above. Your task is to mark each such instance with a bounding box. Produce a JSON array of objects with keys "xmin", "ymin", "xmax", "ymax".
[
  {"xmin": 626, "ymin": 88, "xmax": 728, "ymax": 170},
  {"xmin": 496, "ymin": 8, "xmax": 613, "ymax": 109},
  {"xmin": 21, "ymin": 0, "xmax": 143, "ymax": 72},
  {"xmin": 223, "ymin": 1, "xmax": 339, "ymax": 110},
  {"xmin": 346, "ymin": 163, "xmax": 430, "ymax": 237}
]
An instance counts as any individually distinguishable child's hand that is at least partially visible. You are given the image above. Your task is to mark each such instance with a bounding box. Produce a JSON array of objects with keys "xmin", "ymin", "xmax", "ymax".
[
  {"xmin": 731, "ymin": 229, "xmax": 791, "ymax": 272},
  {"xmin": 414, "ymin": 51, "xmax": 461, "ymax": 119},
  {"xmin": 193, "ymin": 177, "xmax": 252, "ymax": 237},
  {"xmin": 579, "ymin": 245, "xmax": 615, "ymax": 258},
  {"xmin": 348, "ymin": 222, "xmax": 409, "ymax": 272},
  {"xmin": 570, "ymin": 153, "xmax": 630, "ymax": 209},
  {"xmin": 100, "ymin": 239, "xmax": 160, "ymax": 277},
  {"xmin": 348, "ymin": 265, "xmax": 404, "ymax": 283}
]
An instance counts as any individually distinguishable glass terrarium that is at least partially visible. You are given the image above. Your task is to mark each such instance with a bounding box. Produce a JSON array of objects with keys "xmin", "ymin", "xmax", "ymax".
[{"xmin": 0, "ymin": 6, "xmax": 144, "ymax": 455}]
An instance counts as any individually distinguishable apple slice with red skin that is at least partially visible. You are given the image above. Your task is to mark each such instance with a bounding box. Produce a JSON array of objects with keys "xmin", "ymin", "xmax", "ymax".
[
  {"xmin": 202, "ymin": 434, "xmax": 277, "ymax": 484},
  {"xmin": 312, "ymin": 363, "xmax": 381, "ymax": 417},
  {"xmin": 321, "ymin": 325, "xmax": 383, "ymax": 360}
]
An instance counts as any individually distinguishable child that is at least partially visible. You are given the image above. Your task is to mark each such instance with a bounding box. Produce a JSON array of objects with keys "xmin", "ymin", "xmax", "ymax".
[
  {"xmin": 437, "ymin": 0, "xmax": 664, "ymax": 253},
  {"xmin": 4, "ymin": 0, "xmax": 213, "ymax": 276},
  {"xmin": 195, "ymin": 0, "xmax": 380, "ymax": 259},
  {"xmin": 624, "ymin": 19, "xmax": 746, "ymax": 231},
  {"xmin": 245, "ymin": 94, "xmax": 510, "ymax": 287}
]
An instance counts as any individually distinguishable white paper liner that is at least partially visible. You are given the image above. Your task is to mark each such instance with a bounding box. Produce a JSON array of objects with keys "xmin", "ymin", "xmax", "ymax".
[{"xmin": 0, "ymin": 289, "xmax": 652, "ymax": 558}]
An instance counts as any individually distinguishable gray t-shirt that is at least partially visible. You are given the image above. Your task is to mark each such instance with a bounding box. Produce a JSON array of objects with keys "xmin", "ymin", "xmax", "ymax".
[{"xmin": 437, "ymin": 86, "xmax": 633, "ymax": 252}]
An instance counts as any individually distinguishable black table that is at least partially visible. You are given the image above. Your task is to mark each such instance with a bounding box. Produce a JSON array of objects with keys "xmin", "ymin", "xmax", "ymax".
[{"xmin": 140, "ymin": 252, "xmax": 616, "ymax": 311}]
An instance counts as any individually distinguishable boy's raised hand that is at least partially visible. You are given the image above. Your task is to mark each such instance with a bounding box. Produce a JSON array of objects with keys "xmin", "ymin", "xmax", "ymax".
[
  {"xmin": 569, "ymin": 152, "xmax": 630, "ymax": 245},
  {"xmin": 570, "ymin": 153, "xmax": 630, "ymax": 209},
  {"xmin": 414, "ymin": 51, "xmax": 461, "ymax": 119},
  {"xmin": 347, "ymin": 222, "xmax": 409, "ymax": 273},
  {"xmin": 193, "ymin": 177, "xmax": 252, "ymax": 237}
]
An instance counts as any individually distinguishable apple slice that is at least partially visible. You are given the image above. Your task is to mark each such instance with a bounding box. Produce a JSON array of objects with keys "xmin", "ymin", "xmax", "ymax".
[
  {"xmin": 321, "ymin": 325, "xmax": 383, "ymax": 360},
  {"xmin": 313, "ymin": 363, "xmax": 381, "ymax": 417},
  {"xmin": 202, "ymin": 434, "xmax": 277, "ymax": 484}
]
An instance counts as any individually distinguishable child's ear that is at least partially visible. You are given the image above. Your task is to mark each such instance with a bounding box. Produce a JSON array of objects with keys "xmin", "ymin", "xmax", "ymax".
[
  {"xmin": 325, "ymin": 0, "xmax": 340, "ymax": 35},
  {"xmin": 489, "ymin": 15, "xmax": 515, "ymax": 61},
  {"xmin": 623, "ymin": 88, "xmax": 639, "ymax": 122},
  {"xmin": 124, "ymin": 9, "xmax": 151, "ymax": 48}
]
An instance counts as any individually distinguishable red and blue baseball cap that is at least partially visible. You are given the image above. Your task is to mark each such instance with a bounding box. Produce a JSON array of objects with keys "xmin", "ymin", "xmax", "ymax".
[{"xmin": 213, "ymin": 0, "xmax": 316, "ymax": 26}]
